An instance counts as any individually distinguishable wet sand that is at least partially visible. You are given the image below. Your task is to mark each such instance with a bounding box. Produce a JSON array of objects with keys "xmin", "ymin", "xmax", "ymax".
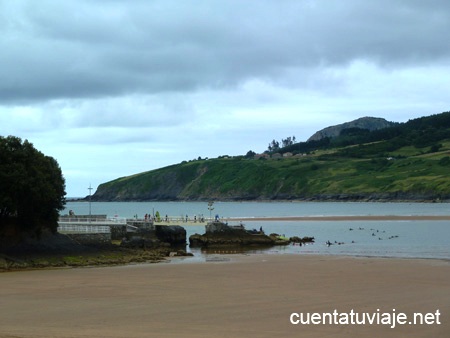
[{"xmin": 0, "ymin": 255, "xmax": 449, "ymax": 338}]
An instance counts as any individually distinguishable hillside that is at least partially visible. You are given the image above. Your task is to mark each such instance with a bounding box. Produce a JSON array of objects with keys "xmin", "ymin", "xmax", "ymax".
[{"xmin": 92, "ymin": 111, "xmax": 450, "ymax": 202}]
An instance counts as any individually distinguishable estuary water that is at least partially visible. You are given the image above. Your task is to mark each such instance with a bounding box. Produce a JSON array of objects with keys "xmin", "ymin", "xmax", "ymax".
[{"xmin": 62, "ymin": 201, "xmax": 450, "ymax": 260}]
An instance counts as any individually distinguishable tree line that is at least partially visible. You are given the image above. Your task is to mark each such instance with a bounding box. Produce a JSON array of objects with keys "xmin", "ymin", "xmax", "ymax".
[
  {"xmin": 267, "ymin": 136, "xmax": 296, "ymax": 152},
  {"xmin": 269, "ymin": 111, "xmax": 450, "ymax": 158}
]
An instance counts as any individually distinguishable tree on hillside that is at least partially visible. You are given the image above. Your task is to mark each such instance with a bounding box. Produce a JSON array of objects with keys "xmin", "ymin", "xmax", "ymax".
[
  {"xmin": 267, "ymin": 139, "xmax": 280, "ymax": 152},
  {"xmin": 245, "ymin": 150, "xmax": 256, "ymax": 158},
  {"xmin": 282, "ymin": 136, "xmax": 296, "ymax": 147},
  {"xmin": 267, "ymin": 136, "xmax": 297, "ymax": 152},
  {"xmin": 0, "ymin": 136, "xmax": 66, "ymax": 239}
]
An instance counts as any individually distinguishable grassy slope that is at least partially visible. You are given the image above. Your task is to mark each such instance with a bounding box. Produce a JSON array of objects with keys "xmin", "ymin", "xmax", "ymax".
[{"xmin": 93, "ymin": 139, "xmax": 450, "ymax": 201}]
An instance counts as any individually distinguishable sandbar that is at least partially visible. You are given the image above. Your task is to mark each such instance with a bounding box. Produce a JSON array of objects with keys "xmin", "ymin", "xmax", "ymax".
[
  {"xmin": 0, "ymin": 254, "xmax": 449, "ymax": 338},
  {"xmin": 162, "ymin": 215, "xmax": 450, "ymax": 226},
  {"xmin": 226, "ymin": 215, "xmax": 450, "ymax": 221}
]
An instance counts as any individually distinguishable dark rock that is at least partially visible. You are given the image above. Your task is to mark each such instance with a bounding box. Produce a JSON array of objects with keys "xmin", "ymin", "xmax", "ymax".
[
  {"xmin": 189, "ymin": 222, "xmax": 274, "ymax": 248},
  {"xmin": 268, "ymin": 233, "xmax": 290, "ymax": 245},
  {"xmin": 301, "ymin": 236, "xmax": 315, "ymax": 243},
  {"xmin": 155, "ymin": 225, "xmax": 186, "ymax": 245},
  {"xmin": 121, "ymin": 236, "xmax": 160, "ymax": 249},
  {"xmin": 1, "ymin": 231, "xmax": 100, "ymax": 255}
]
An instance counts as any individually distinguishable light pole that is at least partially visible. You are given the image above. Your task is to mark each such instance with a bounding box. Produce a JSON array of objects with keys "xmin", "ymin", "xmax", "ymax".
[
  {"xmin": 88, "ymin": 183, "xmax": 93, "ymax": 223},
  {"xmin": 208, "ymin": 201, "xmax": 214, "ymax": 222}
]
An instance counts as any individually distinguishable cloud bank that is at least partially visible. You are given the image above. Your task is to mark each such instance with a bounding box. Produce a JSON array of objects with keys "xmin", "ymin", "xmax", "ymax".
[{"xmin": 1, "ymin": 0, "xmax": 449, "ymax": 196}]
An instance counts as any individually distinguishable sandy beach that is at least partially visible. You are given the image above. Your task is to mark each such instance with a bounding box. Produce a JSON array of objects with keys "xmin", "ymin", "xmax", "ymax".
[{"xmin": 0, "ymin": 254, "xmax": 448, "ymax": 338}]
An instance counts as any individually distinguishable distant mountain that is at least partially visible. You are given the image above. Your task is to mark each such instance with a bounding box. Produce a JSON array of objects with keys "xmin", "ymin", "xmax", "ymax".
[{"xmin": 307, "ymin": 117, "xmax": 396, "ymax": 141}]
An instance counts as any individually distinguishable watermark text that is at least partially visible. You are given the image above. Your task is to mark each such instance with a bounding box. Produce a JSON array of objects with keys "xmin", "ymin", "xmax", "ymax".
[{"xmin": 290, "ymin": 309, "xmax": 441, "ymax": 329}]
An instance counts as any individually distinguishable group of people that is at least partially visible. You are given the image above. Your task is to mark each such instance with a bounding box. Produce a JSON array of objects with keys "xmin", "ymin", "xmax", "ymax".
[
  {"xmin": 144, "ymin": 213, "xmax": 155, "ymax": 222},
  {"xmin": 143, "ymin": 213, "xmax": 206, "ymax": 223},
  {"xmin": 185, "ymin": 215, "xmax": 205, "ymax": 223}
]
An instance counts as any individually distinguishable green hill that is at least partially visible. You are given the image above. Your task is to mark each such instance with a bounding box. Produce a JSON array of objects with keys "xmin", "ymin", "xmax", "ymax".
[{"xmin": 92, "ymin": 111, "xmax": 450, "ymax": 202}]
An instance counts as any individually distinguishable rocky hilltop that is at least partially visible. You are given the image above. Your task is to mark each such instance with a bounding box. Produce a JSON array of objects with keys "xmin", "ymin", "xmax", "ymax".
[{"xmin": 307, "ymin": 117, "xmax": 396, "ymax": 141}]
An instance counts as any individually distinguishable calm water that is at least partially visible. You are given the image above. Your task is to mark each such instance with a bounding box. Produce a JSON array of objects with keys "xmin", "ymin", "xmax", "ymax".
[
  {"xmin": 63, "ymin": 201, "xmax": 450, "ymax": 260},
  {"xmin": 64, "ymin": 200, "xmax": 450, "ymax": 219}
]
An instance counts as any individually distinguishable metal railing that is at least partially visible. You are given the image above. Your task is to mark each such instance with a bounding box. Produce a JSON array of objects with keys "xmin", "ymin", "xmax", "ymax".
[
  {"xmin": 58, "ymin": 224, "xmax": 111, "ymax": 234},
  {"xmin": 58, "ymin": 217, "xmax": 127, "ymax": 225}
]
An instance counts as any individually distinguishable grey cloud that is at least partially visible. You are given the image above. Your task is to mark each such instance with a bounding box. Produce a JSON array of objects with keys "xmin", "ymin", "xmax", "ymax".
[
  {"xmin": 44, "ymin": 94, "xmax": 195, "ymax": 128},
  {"xmin": 1, "ymin": 0, "xmax": 450, "ymax": 104}
]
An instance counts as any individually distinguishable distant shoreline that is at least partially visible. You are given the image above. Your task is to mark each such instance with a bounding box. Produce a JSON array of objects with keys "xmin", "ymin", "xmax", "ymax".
[{"xmin": 66, "ymin": 197, "xmax": 450, "ymax": 203}]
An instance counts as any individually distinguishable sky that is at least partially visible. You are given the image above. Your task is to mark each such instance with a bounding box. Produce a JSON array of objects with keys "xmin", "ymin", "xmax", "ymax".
[{"xmin": 1, "ymin": 0, "xmax": 450, "ymax": 197}]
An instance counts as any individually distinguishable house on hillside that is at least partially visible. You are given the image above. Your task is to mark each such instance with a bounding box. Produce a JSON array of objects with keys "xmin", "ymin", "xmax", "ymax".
[
  {"xmin": 271, "ymin": 153, "xmax": 282, "ymax": 159},
  {"xmin": 254, "ymin": 153, "xmax": 270, "ymax": 160}
]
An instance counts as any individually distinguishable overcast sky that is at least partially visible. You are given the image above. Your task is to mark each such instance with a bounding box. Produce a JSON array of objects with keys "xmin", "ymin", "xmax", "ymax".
[{"xmin": 1, "ymin": 0, "xmax": 450, "ymax": 197}]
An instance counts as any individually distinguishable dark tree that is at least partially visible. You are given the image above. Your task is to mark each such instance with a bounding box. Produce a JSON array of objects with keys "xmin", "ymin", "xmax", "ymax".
[
  {"xmin": 268, "ymin": 139, "xmax": 280, "ymax": 152},
  {"xmin": 281, "ymin": 136, "xmax": 296, "ymax": 147},
  {"xmin": 0, "ymin": 136, "xmax": 66, "ymax": 238},
  {"xmin": 268, "ymin": 136, "xmax": 296, "ymax": 152},
  {"xmin": 245, "ymin": 150, "xmax": 256, "ymax": 158}
]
